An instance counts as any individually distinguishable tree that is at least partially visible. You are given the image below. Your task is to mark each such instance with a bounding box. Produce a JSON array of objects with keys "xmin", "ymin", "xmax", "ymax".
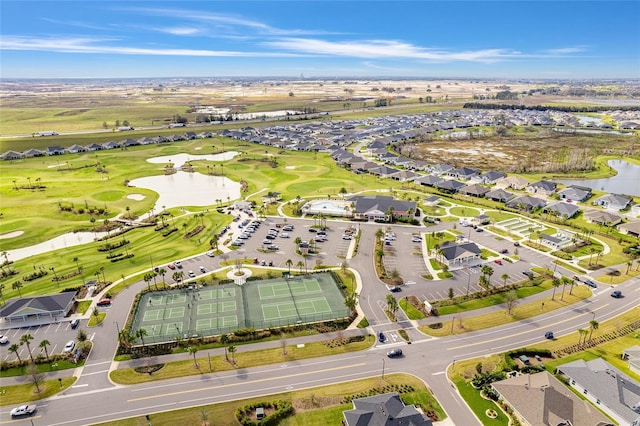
[
  {"xmin": 12, "ymin": 281, "xmax": 23, "ymax": 297},
  {"xmin": 143, "ymin": 273, "xmax": 153, "ymax": 291},
  {"xmin": 385, "ymin": 294, "xmax": 399, "ymax": 321},
  {"xmin": 504, "ymin": 290, "xmax": 518, "ymax": 315},
  {"xmin": 501, "ymin": 273, "xmax": 509, "ymax": 287},
  {"xmin": 296, "ymin": 260, "xmax": 304, "ymax": 273},
  {"xmin": 9, "ymin": 343, "xmax": 22, "ymax": 363},
  {"xmin": 588, "ymin": 320, "xmax": 599, "ymax": 340},
  {"xmin": 344, "ymin": 292, "xmax": 358, "ymax": 312},
  {"xmin": 228, "ymin": 344, "xmax": 237, "ymax": 364},
  {"xmin": 577, "ymin": 328, "xmax": 588, "ymax": 345},
  {"xmin": 39, "ymin": 339, "xmax": 51, "ymax": 361},
  {"xmin": 285, "ymin": 259, "xmax": 293, "ymax": 274},
  {"xmin": 220, "ymin": 334, "xmax": 229, "ymax": 361},
  {"xmin": 20, "ymin": 333, "xmax": 35, "ymax": 362},
  {"xmin": 172, "ymin": 271, "xmax": 183, "ymax": 285},
  {"xmin": 550, "ymin": 277, "xmax": 561, "ymax": 300},
  {"xmin": 77, "ymin": 329, "xmax": 88, "ymax": 342},
  {"xmin": 26, "ymin": 362, "xmax": 45, "ymax": 393},
  {"xmin": 188, "ymin": 346, "xmax": 199, "ymax": 368},
  {"xmin": 136, "ymin": 328, "xmax": 147, "ymax": 347},
  {"xmin": 448, "ymin": 287, "xmax": 455, "ymax": 300},
  {"xmin": 158, "ymin": 268, "xmax": 166, "ymax": 285}
]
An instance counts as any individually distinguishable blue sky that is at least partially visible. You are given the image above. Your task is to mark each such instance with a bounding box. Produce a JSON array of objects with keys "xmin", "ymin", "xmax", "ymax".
[{"xmin": 1, "ymin": 1, "xmax": 639, "ymax": 79}]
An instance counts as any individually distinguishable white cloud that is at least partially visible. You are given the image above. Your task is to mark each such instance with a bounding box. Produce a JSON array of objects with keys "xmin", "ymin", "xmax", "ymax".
[
  {"xmin": 542, "ymin": 46, "xmax": 589, "ymax": 55},
  {"xmin": 154, "ymin": 27, "xmax": 202, "ymax": 36}
]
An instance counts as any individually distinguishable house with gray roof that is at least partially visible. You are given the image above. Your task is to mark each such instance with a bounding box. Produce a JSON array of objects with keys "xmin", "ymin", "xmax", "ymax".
[
  {"xmin": 343, "ymin": 392, "xmax": 432, "ymax": 426},
  {"xmin": 584, "ymin": 209, "xmax": 622, "ymax": 226},
  {"xmin": 473, "ymin": 170, "xmax": 506, "ymax": 184},
  {"xmin": 0, "ymin": 292, "xmax": 76, "ymax": 326},
  {"xmin": 22, "ymin": 148, "xmax": 46, "ymax": 158},
  {"xmin": 430, "ymin": 163, "xmax": 454, "ymax": 175},
  {"xmin": 557, "ymin": 358, "xmax": 640, "ymax": 426},
  {"xmin": 347, "ymin": 195, "xmax": 416, "ymax": 222},
  {"xmin": 492, "ymin": 371, "xmax": 611, "ymax": 426},
  {"xmin": 623, "ymin": 346, "xmax": 640, "ymax": 375},
  {"xmin": 369, "ymin": 166, "xmax": 401, "ymax": 178},
  {"xmin": 46, "ymin": 145, "xmax": 66, "ymax": 156},
  {"xmin": 415, "ymin": 174, "xmax": 443, "ymax": 187},
  {"xmin": 389, "ymin": 170, "xmax": 420, "ymax": 182},
  {"xmin": 438, "ymin": 241, "xmax": 482, "ymax": 268},
  {"xmin": 435, "ymin": 179, "xmax": 465, "ymax": 194},
  {"xmin": 507, "ymin": 195, "xmax": 547, "ymax": 212},
  {"xmin": 619, "ymin": 221, "xmax": 640, "ymax": 238},
  {"xmin": 495, "ymin": 176, "xmax": 530, "ymax": 190},
  {"xmin": 448, "ymin": 166, "xmax": 479, "ymax": 181},
  {"xmin": 593, "ymin": 193, "xmax": 633, "ymax": 211},
  {"xmin": 485, "ymin": 188, "xmax": 515, "ymax": 203},
  {"xmin": 544, "ymin": 201, "xmax": 581, "ymax": 219},
  {"xmin": 557, "ymin": 185, "xmax": 592, "ymax": 202},
  {"xmin": 526, "ymin": 180, "xmax": 557, "ymax": 196},
  {"xmin": 458, "ymin": 183, "xmax": 490, "ymax": 198},
  {"xmin": 0, "ymin": 150, "xmax": 24, "ymax": 161}
]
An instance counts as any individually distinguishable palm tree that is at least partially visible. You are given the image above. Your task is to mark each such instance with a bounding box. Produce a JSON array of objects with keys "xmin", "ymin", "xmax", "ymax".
[
  {"xmin": 12, "ymin": 281, "xmax": 23, "ymax": 297},
  {"xmin": 220, "ymin": 334, "xmax": 229, "ymax": 361},
  {"xmin": 588, "ymin": 320, "xmax": 599, "ymax": 341},
  {"xmin": 550, "ymin": 277, "xmax": 561, "ymax": 301},
  {"xmin": 344, "ymin": 292, "xmax": 358, "ymax": 312},
  {"xmin": 20, "ymin": 334, "xmax": 35, "ymax": 362},
  {"xmin": 577, "ymin": 328, "xmax": 588, "ymax": 345},
  {"xmin": 227, "ymin": 344, "xmax": 236, "ymax": 364},
  {"xmin": 501, "ymin": 273, "xmax": 509, "ymax": 287},
  {"xmin": 158, "ymin": 268, "xmax": 166, "ymax": 285},
  {"xmin": 172, "ymin": 271, "xmax": 183, "ymax": 284},
  {"xmin": 9, "ymin": 343, "xmax": 22, "ymax": 363},
  {"xmin": 39, "ymin": 339, "xmax": 51, "ymax": 361},
  {"xmin": 296, "ymin": 261, "xmax": 304, "ymax": 273},
  {"xmin": 560, "ymin": 276, "xmax": 570, "ymax": 300},
  {"xmin": 285, "ymin": 259, "xmax": 293, "ymax": 274},
  {"xmin": 143, "ymin": 273, "xmax": 153, "ymax": 291},
  {"xmin": 188, "ymin": 346, "xmax": 199, "ymax": 368},
  {"xmin": 136, "ymin": 328, "xmax": 148, "ymax": 347}
]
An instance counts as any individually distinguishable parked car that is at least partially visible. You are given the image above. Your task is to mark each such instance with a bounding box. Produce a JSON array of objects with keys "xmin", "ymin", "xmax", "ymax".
[
  {"xmin": 544, "ymin": 331, "xmax": 554, "ymax": 339},
  {"xmin": 475, "ymin": 227, "xmax": 484, "ymax": 232},
  {"xmin": 188, "ymin": 271, "xmax": 196, "ymax": 278},
  {"xmin": 494, "ymin": 259, "xmax": 502, "ymax": 265},
  {"xmin": 282, "ymin": 225, "xmax": 294, "ymax": 231},
  {"xmin": 342, "ymin": 234, "xmax": 352, "ymax": 240},
  {"xmin": 174, "ymin": 261, "xmax": 182, "ymax": 268},
  {"xmin": 10, "ymin": 404, "xmax": 37, "ymax": 417},
  {"xmin": 279, "ymin": 233, "xmax": 289, "ymax": 238},
  {"xmin": 522, "ymin": 271, "xmax": 534, "ymax": 278},
  {"xmin": 389, "ymin": 286, "xmax": 402, "ymax": 293},
  {"xmin": 199, "ymin": 266, "xmax": 206, "ymax": 273},
  {"xmin": 206, "ymin": 251, "xmax": 215, "ymax": 257},
  {"xmin": 611, "ymin": 290, "xmax": 623, "ymax": 298},
  {"xmin": 499, "ymin": 249, "xmax": 509, "ymax": 254},
  {"xmin": 70, "ymin": 319, "xmax": 80, "ymax": 329},
  {"xmin": 411, "ymin": 236, "xmax": 422, "ymax": 243},
  {"xmin": 267, "ymin": 245, "xmax": 279, "ymax": 251},
  {"xmin": 387, "ymin": 348, "xmax": 403, "ymax": 358},
  {"xmin": 513, "ymin": 241, "xmax": 521, "ymax": 247},
  {"xmin": 97, "ymin": 298, "xmax": 111, "ymax": 306},
  {"xmin": 167, "ymin": 263, "xmax": 176, "ymax": 270},
  {"xmin": 63, "ymin": 340, "xmax": 75, "ymax": 353},
  {"xmin": 378, "ymin": 332, "xmax": 386, "ymax": 343},
  {"xmin": 0, "ymin": 334, "xmax": 8, "ymax": 344}
]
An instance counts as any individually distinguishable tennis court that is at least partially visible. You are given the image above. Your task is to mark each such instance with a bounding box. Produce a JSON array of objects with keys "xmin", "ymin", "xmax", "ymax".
[{"xmin": 129, "ymin": 272, "xmax": 349, "ymax": 345}]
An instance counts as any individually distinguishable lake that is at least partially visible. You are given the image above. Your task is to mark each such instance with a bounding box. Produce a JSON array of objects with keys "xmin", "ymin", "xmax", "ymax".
[{"xmin": 554, "ymin": 160, "xmax": 640, "ymax": 196}]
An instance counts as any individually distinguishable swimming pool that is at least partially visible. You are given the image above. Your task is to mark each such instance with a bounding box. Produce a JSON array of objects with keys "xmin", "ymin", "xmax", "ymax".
[{"xmin": 303, "ymin": 199, "xmax": 353, "ymax": 217}]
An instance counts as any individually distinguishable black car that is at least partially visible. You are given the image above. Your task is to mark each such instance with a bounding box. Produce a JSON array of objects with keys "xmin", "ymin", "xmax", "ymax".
[
  {"xmin": 389, "ymin": 286, "xmax": 402, "ymax": 293},
  {"xmin": 378, "ymin": 332, "xmax": 386, "ymax": 343},
  {"xmin": 522, "ymin": 271, "xmax": 534, "ymax": 278},
  {"xmin": 513, "ymin": 241, "xmax": 521, "ymax": 247},
  {"xmin": 70, "ymin": 319, "xmax": 80, "ymax": 329},
  {"xmin": 611, "ymin": 290, "xmax": 623, "ymax": 298},
  {"xmin": 387, "ymin": 348, "xmax": 403, "ymax": 358}
]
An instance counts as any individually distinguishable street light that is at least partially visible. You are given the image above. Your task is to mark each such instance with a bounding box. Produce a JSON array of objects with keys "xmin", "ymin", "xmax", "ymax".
[{"xmin": 381, "ymin": 358, "xmax": 385, "ymax": 379}]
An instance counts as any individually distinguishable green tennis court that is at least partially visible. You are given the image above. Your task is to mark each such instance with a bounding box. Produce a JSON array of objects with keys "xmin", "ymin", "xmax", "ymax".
[{"xmin": 129, "ymin": 272, "xmax": 349, "ymax": 345}]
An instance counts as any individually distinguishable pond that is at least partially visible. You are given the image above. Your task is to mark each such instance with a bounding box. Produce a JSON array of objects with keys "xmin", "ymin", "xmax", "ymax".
[{"xmin": 554, "ymin": 160, "xmax": 640, "ymax": 196}]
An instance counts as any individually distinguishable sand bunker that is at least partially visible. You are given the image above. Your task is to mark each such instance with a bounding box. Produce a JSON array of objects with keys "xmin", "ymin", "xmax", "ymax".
[
  {"xmin": 0, "ymin": 230, "xmax": 24, "ymax": 239},
  {"xmin": 285, "ymin": 166, "xmax": 296, "ymax": 169},
  {"xmin": 127, "ymin": 193, "xmax": 146, "ymax": 201}
]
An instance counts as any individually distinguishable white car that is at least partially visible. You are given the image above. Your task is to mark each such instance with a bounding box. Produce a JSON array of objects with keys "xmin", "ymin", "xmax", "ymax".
[
  {"xmin": 279, "ymin": 233, "xmax": 289, "ymax": 238},
  {"xmin": 412, "ymin": 236, "xmax": 422, "ymax": 242},
  {"xmin": 188, "ymin": 271, "xmax": 196, "ymax": 278},
  {"xmin": 206, "ymin": 251, "xmax": 215, "ymax": 257},
  {"xmin": 10, "ymin": 404, "xmax": 37, "ymax": 417},
  {"xmin": 0, "ymin": 334, "xmax": 9, "ymax": 344},
  {"xmin": 63, "ymin": 340, "xmax": 75, "ymax": 353}
]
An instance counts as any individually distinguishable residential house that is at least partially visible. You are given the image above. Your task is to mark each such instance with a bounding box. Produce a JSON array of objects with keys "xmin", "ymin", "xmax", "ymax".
[
  {"xmin": 438, "ymin": 241, "xmax": 482, "ymax": 268},
  {"xmin": 544, "ymin": 202, "xmax": 581, "ymax": 219},
  {"xmin": 85, "ymin": 143, "xmax": 104, "ymax": 151},
  {"xmin": 526, "ymin": 180, "xmax": 557, "ymax": 197},
  {"xmin": 473, "ymin": 170, "xmax": 506, "ymax": 185},
  {"xmin": 506, "ymin": 195, "xmax": 547, "ymax": 212},
  {"xmin": 0, "ymin": 150, "xmax": 24, "ymax": 161},
  {"xmin": 485, "ymin": 188, "xmax": 515, "ymax": 203},
  {"xmin": 423, "ymin": 195, "xmax": 441, "ymax": 206},
  {"xmin": 22, "ymin": 148, "xmax": 46, "ymax": 158},
  {"xmin": 46, "ymin": 145, "xmax": 66, "ymax": 156},
  {"xmin": 593, "ymin": 193, "xmax": 633, "ymax": 211},
  {"xmin": 343, "ymin": 392, "xmax": 432, "ymax": 426},
  {"xmin": 557, "ymin": 185, "xmax": 592, "ymax": 202},
  {"xmin": 415, "ymin": 174, "xmax": 443, "ymax": 188},
  {"xmin": 619, "ymin": 221, "xmax": 640, "ymax": 238},
  {"xmin": 448, "ymin": 166, "xmax": 479, "ymax": 181},
  {"xmin": 0, "ymin": 293, "xmax": 77, "ymax": 326},
  {"xmin": 470, "ymin": 214, "xmax": 490, "ymax": 226},
  {"xmin": 584, "ymin": 210, "xmax": 622, "ymax": 226},
  {"xmin": 492, "ymin": 371, "xmax": 611, "ymax": 426},
  {"xmin": 389, "ymin": 170, "xmax": 420, "ymax": 182},
  {"xmin": 430, "ymin": 163, "xmax": 454, "ymax": 175},
  {"xmin": 495, "ymin": 176, "xmax": 530, "ymax": 190},
  {"xmin": 557, "ymin": 358, "xmax": 640, "ymax": 426},
  {"xmin": 347, "ymin": 195, "xmax": 416, "ymax": 222},
  {"xmin": 66, "ymin": 144, "xmax": 87, "ymax": 154},
  {"xmin": 369, "ymin": 165, "xmax": 401, "ymax": 178},
  {"xmin": 458, "ymin": 183, "xmax": 490, "ymax": 198},
  {"xmin": 435, "ymin": 179, "xmax": 465, "ymax": 194}
]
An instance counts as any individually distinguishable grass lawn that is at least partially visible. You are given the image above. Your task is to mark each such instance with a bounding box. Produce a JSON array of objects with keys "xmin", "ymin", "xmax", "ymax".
[
  {"xmin": 0, "ymin": 359, "xmax": 81, "ymax": 378},
  {"xmin": 0, "ymin": 377, "xmax": 77, "ymax": 406},
  {"xmin": 401, "ymin": 298, "xmax": 426, "ymax": 320},
  {"xmin": 88, "ymin": 312, "xmax": 106, "ymax": 327},
  {"xmin": 449, "ymin": 206, "xmax": 480, "ymax": 217},
  {"xmin": 110, "ymin": 337, "xmax": 374, "ymax": 385},
  {"xmin": 96, "ymin": 374, "xmax": 445, "ymax": 426},
  {"xmin": 421, "ymin": 284, "xmax": 591, "ymax": 337}
]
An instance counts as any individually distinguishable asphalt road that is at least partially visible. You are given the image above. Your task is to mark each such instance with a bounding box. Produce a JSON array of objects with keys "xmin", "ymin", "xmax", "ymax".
[{"xmin": 1, "ymin": 216, "xmax": 638, "ymax": 425}]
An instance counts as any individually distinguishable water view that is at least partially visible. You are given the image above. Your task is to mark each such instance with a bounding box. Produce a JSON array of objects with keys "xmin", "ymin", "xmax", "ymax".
[{"xmin": 554, "ymin": 159, "xmax": 640, "ymax": 196}]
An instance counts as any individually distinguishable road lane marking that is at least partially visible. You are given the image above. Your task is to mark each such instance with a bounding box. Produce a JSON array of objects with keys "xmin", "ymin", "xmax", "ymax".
[
  {"xmin": 447, "ymin": 304, "xmax": 610, "ymax": 350},
  {"xmin": 127, "ymin": 363, "xmax": 366, "ymax": 402}
]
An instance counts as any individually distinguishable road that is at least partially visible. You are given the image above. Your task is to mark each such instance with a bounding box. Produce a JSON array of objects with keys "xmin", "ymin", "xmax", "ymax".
[{"xmin": 1, "ymin": 217, "xmax": 638, "ymax": 425}]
